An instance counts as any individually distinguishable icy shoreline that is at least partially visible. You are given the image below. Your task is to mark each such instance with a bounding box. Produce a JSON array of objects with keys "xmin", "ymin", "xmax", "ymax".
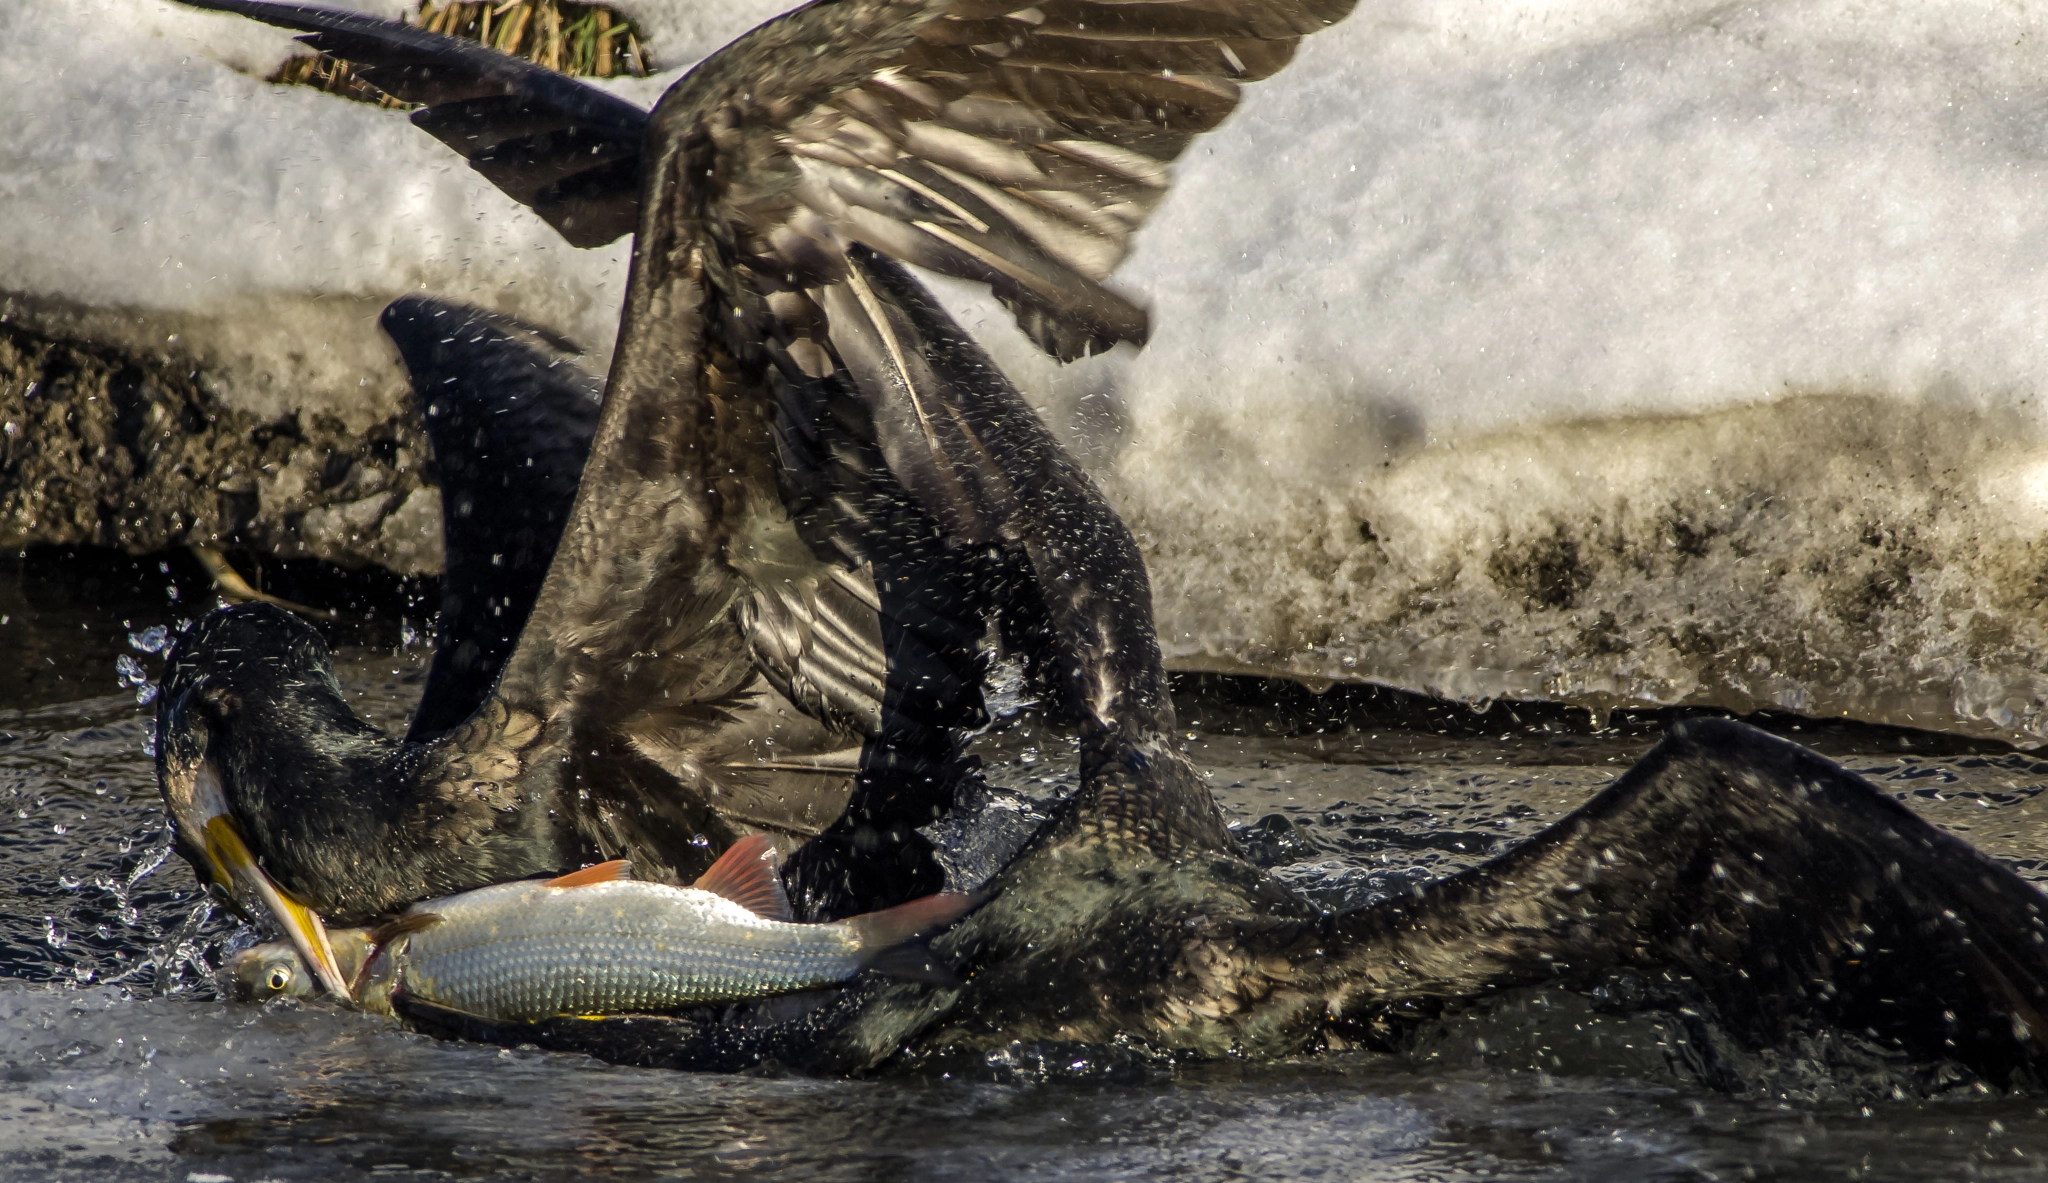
[{"xmin": 12, "ymin": 0, "xmax": 2048, "ymax": 738}]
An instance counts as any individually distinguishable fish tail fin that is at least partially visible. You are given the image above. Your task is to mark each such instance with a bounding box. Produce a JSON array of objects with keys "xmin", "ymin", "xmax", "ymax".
[{"xmin": 849, "ymin": 891, "xmax": 982, "ymax": 967}]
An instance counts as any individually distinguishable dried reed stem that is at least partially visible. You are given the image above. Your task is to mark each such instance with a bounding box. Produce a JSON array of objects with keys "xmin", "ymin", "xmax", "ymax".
[{"xmin": 271, "ymin": 0, "xmax": 650, "ymax": 106}]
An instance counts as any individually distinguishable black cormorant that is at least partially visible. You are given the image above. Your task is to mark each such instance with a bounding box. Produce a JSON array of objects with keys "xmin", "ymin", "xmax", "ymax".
[
  {"xmin": 400, "ymin": 272, "xmax": 2048, "ymax": 1091},
  {"xmin": 161, "ymin": 0, "xmax": 1351, "ymax": 993},
  {"xmin": 161, "ymin": 0, "xmax": 2048, "ymax": 1095}
]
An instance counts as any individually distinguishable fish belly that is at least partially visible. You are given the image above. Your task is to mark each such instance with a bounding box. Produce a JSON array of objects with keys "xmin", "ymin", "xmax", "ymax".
[{"xmin": 394, "ymin": 881, "xmax": 863, "ymax": 1022}]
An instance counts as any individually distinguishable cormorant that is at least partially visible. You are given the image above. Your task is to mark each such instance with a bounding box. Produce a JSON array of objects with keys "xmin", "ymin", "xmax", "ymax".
[
  {"xmin": 401, "ymin": 270, "xmax": 2048, "ymax": 1092},
  {"xmin": 160, "ymin": 0, "xmax": 2048, "ymax": 1096},
  {"xmin": 160, "ymin": 0, "xmax": 1352, "ymax": 995}
]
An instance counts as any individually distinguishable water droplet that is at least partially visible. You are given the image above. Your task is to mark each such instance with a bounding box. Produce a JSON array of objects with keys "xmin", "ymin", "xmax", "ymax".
[
  {"xmin": 127, "ymin": 624, "xmax": 171, "ymax": 654},
  {"xmin": 115, "ymin": 654, "xmax": 147, "ymax": 688}
]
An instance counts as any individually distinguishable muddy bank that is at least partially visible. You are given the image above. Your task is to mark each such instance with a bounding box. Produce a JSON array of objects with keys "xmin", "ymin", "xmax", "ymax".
[
  {"xmin": 0, "ymin": 320, "xmax": 442, "ymax": 577},
  {"xmin": 9, "ymin": 318, "xmax": 2048, "ymax": 748}
]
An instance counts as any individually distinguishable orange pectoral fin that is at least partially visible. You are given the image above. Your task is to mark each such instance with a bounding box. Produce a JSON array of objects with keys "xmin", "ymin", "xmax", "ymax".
[{"xmin": 545, "ymin": 859, "xmax": 634, "ymax": 888}]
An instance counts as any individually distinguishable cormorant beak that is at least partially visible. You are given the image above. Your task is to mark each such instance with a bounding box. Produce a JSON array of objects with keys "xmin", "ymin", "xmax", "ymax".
[{"xmin": 187, "ymin": 763, "xmax": 356, "ymax": 1003}]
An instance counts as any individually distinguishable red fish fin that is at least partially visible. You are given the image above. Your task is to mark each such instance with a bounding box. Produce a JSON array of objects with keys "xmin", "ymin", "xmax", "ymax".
[
  {"xmin": 545, "ymin": 859, "xmax": 633, "ymax": 888},
  {"xmin": 849, "ymin": 892, "xmax": 982, "ymax": 962},
  {"xmin": 692, "ymin": 835, "xmax": 792, "ymax": 921}
]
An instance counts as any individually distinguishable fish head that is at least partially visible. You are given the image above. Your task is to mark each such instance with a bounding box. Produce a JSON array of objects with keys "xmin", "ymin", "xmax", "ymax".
[
  {"xmin": 227, "ymin": 941, "xmax": 319, "ymax": 1002},
  {"xmin": 227, "ymin": 927, "xmax": 376, "ymax": 1003},
  {"xmin": 155, "ymin": 605, "xmax": 357, "ymax": 1002}
]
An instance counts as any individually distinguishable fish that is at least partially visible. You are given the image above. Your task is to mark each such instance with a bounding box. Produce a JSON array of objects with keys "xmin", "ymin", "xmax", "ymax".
[{"xmin": 229, "ymin": 836, "xmax": 979, "ymax": 1022}]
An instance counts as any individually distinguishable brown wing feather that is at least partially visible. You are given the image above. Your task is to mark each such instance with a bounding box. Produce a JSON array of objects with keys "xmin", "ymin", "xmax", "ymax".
[
  {"xmin": 442, "ymin": 0, "xmax": 1354, "ymax": 879},
  {"xmin": 1300, "ymin": 719, "xmax": 2048, "ymax": 1085},
  {"xmin": 663, "ymin": 0, "xmax": 1359, "ymax": 358}
]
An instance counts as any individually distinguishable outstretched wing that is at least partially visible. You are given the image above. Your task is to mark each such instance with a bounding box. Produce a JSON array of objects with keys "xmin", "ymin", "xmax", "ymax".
[
  {"xmin": 669, "ymin": 0, "xmax": 1358, "ymax": 359},
  {"xmin": 380, "ymin": 296, "xmax": 600, "ymax": 743},
  {"xmin": 818, "ymin": 249, "xmax": 1233, "ymax": 854},
  {"xmin": 451, "ymin": 0, "xmax": 1349, "ymax": 839},
  {"xmin": 380, "ymin": 723, "xmax": 2048, "ymax": 1089},
  {"xmin": 1304, "ymin": 719, "xmax": 2048, "ymax": 1086},
  {"xmin": 183, "ymin": 0, "xmax": 1356, "ymax": 357},
  {"xmin": 178, "ymin": 0, "xmax": 646, "ymax": 246}
]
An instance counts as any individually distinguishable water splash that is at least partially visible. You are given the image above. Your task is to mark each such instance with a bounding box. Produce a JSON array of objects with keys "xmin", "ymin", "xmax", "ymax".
[
  {"xmin": 125, "ymin": 625, "xmax": 170, "ymax": 655},
  {"xmin": 113, "ymin": 654, "xmax": 158, "ymax": 706}
]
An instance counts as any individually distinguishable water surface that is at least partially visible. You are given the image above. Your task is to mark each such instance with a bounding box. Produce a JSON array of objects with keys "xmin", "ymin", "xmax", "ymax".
[{"xmin": 5, "ymin": 551, "xmax": 2048, "ymax": 1181}]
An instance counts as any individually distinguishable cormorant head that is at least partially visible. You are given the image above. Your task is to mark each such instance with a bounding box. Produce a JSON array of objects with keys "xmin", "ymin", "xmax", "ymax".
[{"xmin": 155, "ymin": 602, "xmax": 355, "ymax": 1000}]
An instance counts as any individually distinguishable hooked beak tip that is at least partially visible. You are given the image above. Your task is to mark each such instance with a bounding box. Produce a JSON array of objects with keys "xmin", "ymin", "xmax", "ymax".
[{"xmin": 202, "ymin": 815, "xmax": 354, "ymax": 1003}]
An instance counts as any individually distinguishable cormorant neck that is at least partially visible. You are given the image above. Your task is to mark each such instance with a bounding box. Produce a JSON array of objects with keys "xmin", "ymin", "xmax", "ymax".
[{"xmin": 209, "ymin": 676, "xmax": 435, "ymax": 923}]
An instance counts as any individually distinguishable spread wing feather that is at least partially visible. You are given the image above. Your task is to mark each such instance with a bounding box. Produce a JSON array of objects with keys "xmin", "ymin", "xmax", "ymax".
[
  {"xmin": 186, "ymin": 0, "xmax": 1357, "ymax": 353},
  {"xmin": 379, "ymin": 297, "xmax": 600, "ymax": 743},
  {"xmin": 808, "ymin": 250, "xmax": 1234, "ymax": 853},
  {"xmin": 189, "ymin": 0, "xmax": 1352, "ymax": 897},
  {"xmin": 1303, "ymin": 720, "xmax": 2048, "ymax": 1084},
  {"xmin": 708, "ymin": 0, "xmax": 1358, "ymax": 359},
  {"xmin": 177, "ymin": 0, "xmax": 646, "ymax": 246}
]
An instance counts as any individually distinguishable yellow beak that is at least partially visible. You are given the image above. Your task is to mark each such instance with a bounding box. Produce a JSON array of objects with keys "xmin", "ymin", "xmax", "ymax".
[{"xmin": 203, "ymin": 815, "xmax": 354, "ymax": 1003}]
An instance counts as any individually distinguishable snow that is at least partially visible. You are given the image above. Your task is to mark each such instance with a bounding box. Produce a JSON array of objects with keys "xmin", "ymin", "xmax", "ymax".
[
  {"xmin": 15, "ymin": 0, "xmax": 2048, "ymax": 737},
  {"xmin": 0, "ymin": 0, "xmax": 641, "ymax": 428}
]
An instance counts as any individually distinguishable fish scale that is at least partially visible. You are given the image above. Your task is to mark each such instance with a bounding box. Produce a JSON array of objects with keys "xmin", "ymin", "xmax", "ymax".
[{"xmin": 387, "ymin": 879, "xmax": 869, "ymax": 1020}]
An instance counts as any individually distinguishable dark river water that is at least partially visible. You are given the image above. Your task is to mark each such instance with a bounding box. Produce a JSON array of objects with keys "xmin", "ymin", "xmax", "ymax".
[{"xmin": 5, "ymin": 549, "xmax": 2048, "ymax": 1181}]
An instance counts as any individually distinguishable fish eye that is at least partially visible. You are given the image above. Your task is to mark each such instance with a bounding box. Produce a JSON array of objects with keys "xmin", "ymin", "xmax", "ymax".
[{"xmin": 267, "ymin": 965, "xmax": 293, "ymax": 992}]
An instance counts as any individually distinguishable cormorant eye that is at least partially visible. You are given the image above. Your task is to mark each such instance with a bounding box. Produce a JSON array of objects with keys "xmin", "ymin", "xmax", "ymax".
[{"xmin": 267, "ymin": 965, "xmax": 292, "ymax": 992}]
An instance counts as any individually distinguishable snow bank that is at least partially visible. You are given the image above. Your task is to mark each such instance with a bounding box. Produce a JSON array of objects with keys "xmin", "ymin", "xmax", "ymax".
[
  {"xmin": 14, "ymin": 0, "xmax": 2048, "ymax": 738},
  {"xmin": 0, "ymin": 0, "xmax": 640, "ymax": 430},
  {"xmin": 935, "ymin": 0, "xmax": 2048, "ymax": 741}
]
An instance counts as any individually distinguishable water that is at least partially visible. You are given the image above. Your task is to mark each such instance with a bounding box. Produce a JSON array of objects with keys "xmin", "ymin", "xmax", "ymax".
[{"xmin": 6, "ymin": 551, "xmax": 2048, "ymax": 1180}]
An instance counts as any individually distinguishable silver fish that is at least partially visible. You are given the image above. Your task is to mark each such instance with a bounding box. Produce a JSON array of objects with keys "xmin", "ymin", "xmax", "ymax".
[{"xmin": 230, "ymin": 836, "xmax": 977, "ymax": 1022}]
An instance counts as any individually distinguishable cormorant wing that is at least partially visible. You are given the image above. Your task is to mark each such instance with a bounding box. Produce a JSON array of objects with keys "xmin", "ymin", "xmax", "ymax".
[
  {"xmin": 177, "ymin": 0, "xmax": 646, "ymax": 246},
  {"xmin": 374, "ymin": 298, "xmax": 989, "ymax": 913},
  {"xmin": 177, "ymin": 0, "xmax": 1356, "ymax": 359},
  {"xmin": 378, "ymin": 296, "xmax": 601, "ymax": 743},
  {"xmin": 1295, "ymin": 719, "xmax": 2048, "ymax": 1085},
  {"xmin": 815, "ymin": 248, "xmax": 1236, "ymax": 854},
  {"xmin": 478, "ymin": 0, "xmax": 1360, "ymax": 859},
  {"xmin": 654, "ymin": 0, "xmax": 1359, "ymax": 361}
]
